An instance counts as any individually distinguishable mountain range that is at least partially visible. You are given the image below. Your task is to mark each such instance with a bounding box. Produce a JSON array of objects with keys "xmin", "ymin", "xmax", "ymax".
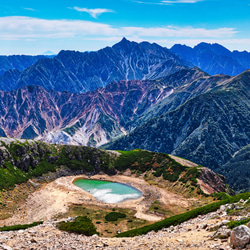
[
  {"xmin": 0, "ymin": 38, "xmax": 250, "ymax": 192},
  {"xmin": 1, "ymin": 39, "xmax": 250, "ymax": 94},
  {"xmin": 170, "ymin": 42, "xmax": 250, "ymax": 76},
  {"xmin": 0, "ymin": 38, "xmax": 188, "ymax": 93}
]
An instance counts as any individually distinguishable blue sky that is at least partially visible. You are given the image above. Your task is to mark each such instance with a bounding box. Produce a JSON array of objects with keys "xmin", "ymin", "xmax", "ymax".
[{"xmin": 0, "ymin": 0, "xmax": 250, "ymax": 55}]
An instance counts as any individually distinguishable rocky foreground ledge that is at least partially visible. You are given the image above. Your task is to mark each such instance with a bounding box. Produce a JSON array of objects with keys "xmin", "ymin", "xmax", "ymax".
[{"xmin": 1, "ymin": 199, "xmax": 250, "ymax": 250}]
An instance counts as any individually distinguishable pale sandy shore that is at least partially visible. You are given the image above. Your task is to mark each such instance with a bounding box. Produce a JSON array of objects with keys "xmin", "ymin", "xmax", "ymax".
[{"xmin": 3, "ymin": 174, "xmax": 193, "ymax": 226}]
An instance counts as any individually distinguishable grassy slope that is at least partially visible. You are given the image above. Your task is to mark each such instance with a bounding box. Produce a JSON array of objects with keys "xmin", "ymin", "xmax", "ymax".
[{"xmin": 0, "ymin": 139, "xmax": 203, "ymax": 196}]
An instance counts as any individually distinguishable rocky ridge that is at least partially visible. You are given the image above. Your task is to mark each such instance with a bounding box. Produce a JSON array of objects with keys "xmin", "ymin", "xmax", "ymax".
[
  {"xmin": 0, "ymin": 38, "xmax": 188, "ymax": 93},
  {"xmin": 0, "ymin": 198, "xmax": 249, "ymax": 249}
]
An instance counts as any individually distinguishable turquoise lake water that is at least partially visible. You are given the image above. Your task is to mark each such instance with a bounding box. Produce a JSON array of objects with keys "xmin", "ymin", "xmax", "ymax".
[{"xmin": 73, "ymin": 179, "xmax": 142, "ymax": 203}]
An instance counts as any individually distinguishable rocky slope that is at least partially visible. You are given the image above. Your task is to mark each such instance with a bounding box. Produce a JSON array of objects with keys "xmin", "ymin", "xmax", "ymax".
[
  {"xmin": 0, "ymin": 196, "xmax": 249, "ymax": 249},
  {"xmin": 0, "ymin": 67, "xmax": 212, "ymax": 146},
  {"xmin": 0, "ymin": 38, "xmax": 189, "ymax": 93},
  {"xmin": 170, "ymin": 42, "xmax": 250, "ymax": 76}
]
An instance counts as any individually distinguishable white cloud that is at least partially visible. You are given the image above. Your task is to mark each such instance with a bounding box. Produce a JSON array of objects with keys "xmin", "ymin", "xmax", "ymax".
[
  {"xmin": 121, "ymin": 26, "xmax": 236, "ymax": 38},
  {"xmin": 73, "ymin": 7, "xmax": 114, "ymax": 18},
  {"xmin": 0, "ymin": 16, "xmax": 236, "ymax": 41},
  {"xmin": 24, "ymin": 8, "xmax": 38, "ymax": 12},
  {"xmin": 162, "ymin": 0, "xmax": 202, "ymax": 3},
  {"xmin": 0, "ymin": 16, "xmax": 116, "ymax": 40}
]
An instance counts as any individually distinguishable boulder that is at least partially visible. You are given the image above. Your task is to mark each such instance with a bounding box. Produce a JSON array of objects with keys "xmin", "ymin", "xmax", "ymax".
[{"xmin": 230, "ymin": 225, "xmax": 250, "ymax": 249}]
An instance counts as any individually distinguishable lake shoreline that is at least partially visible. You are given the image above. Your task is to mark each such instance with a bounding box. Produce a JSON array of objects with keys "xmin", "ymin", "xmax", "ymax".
[
  {"xmin": 73, "ymin": 177, "xmax": 143, "ymax": 204},
  {"xmin": 1, "ymin": 173, "xmax": 194, "ymax": 226}
]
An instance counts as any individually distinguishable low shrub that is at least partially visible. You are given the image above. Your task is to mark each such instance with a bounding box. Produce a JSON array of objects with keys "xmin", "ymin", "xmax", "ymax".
[
  {"xmin": 211, "ymin": 192, "xmax": 230, "ymax": 200},
  {"xmin": 57, "ymin": 216, "xmax": 98, "ymax": 236},
  {"xmin": 105, "ymin": 212, "xmax": 126, "ymax": 221},
  {"xmin": 0, "ymin": 221, "xmax": 43, "ymax": 232},
  {"xmin": 226, "ymin": 218, "xmax": 250, "ymax": 229}
]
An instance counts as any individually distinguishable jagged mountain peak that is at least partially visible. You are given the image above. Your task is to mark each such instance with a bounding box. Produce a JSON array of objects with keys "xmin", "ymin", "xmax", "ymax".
[
  {"xmin": 112, "ymin": 37, "xmax": 138, "ymax": 51},
  {"xmin": 119, "ymin": 37, "xmax": 131, "ymax": 44}
]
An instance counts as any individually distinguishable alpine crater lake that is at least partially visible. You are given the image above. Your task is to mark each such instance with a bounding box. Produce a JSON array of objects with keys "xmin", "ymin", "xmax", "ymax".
[{"xmin": 73, "ymin": 179, "xmax": 142, "ymax": 203}]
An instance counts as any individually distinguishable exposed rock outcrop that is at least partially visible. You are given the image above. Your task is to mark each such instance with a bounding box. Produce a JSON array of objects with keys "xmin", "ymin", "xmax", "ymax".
[
  {"xmin": 198, "ymin": 167, "xmax": 232, "ymax": 195},
  {"xmin": 230, "ymin": 225, "xmax": 250, "ymax": 249}
]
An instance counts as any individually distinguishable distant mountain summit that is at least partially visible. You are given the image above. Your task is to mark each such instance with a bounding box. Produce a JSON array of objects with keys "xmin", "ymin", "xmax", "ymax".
[
  {"xmin": 0, "ymin": 38, "xmax": 189, "ymax": 93},
  {"xmin": 42, "ymin": 51, "xmax": 56, "ymax": 56},
  {"xmin": 170, "ymin": 42, "xmax": 250, "ymax": 76}
]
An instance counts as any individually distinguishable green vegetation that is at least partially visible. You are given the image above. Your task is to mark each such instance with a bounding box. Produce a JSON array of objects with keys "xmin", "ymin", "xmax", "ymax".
[
  {"xmin": 0, "ymin": 162, "xmax": 28, "ymax": 190},
  {"xmin": 116, "ymin": 192, "xmax": 250, "ymax": 237},
  {"xmin": 105, "ymin": 212, "xmax": 126, "ymax": 221},
  {"xmin": 211, "ymin": 192, "xmax": 231, "ymax": 200},
  {"xmin": 31, "ymin": 160, "xmax": 56, "ymax": 177},
  {"xmin": 0, "ymin": 140, "xmax": 202, "ymax": 193},
  {"xmin": 226, "ymin": 218, "xmax": 250, "ymax": 229},
  {"xmin": 114, "ymin": 149, "xmax": 199, "ymax": 183},
  {"xmin": 53, "ymin": 204, "xmax": 147, "ymax": 237},
  {"xmin": 57, "ymin": 216, "xmax": 98, "ymax": 236},
  {"xmin": 180, "ymin": 166, "xmax": 200, "ymax": 185},
  {"xmin": 0, "ymin": 139, "xmax": 115, "ymax": 190},
  {"xmin": 0, "ymin": 221, "xmax": 43, "ymax": 232}
]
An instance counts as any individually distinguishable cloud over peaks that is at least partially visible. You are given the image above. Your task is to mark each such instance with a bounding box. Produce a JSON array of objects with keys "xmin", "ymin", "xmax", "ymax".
[{"xmin": 0, "ymin": 16, "xmax": 236, "ymax": 41}]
